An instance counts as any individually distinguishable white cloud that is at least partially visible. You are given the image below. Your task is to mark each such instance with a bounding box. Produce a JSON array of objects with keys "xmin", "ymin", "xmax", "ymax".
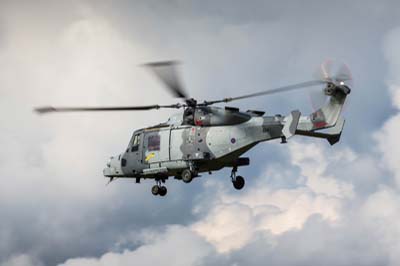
[
  {"xmin": 192, "ymin": 202, "xmax": 256, "ymax": 253},
  {"xmin": 360, "ymin": 187, "xmax": 400, "ymax": 266},
  {"xmin": 288, "ymin": 141, "xmax": 355, "ymax": 198},
  {"xmin": 192, "ymin": 141, "xmax": 354, "ymax": 253},
  {"xmin": 0, "ymin": 2, "xmax": 178, "ymax": 199},
  {"xmin": 58, "ymin": 226, "xmax": 213, "ymax": 266},
  {"xmin": 376, "ymin": 27, "xmax": 400, "ymax": 188},
  {"xmin": 0, "ymin": 2, "xmax": 181, "ymax": 262},
  {"xmin": 375, "ymin": 114, "xmax": 400, "ymax": 187},
  {"xmin": 383, "ymin": 27, "xmax": 400, "ymax": 109}
]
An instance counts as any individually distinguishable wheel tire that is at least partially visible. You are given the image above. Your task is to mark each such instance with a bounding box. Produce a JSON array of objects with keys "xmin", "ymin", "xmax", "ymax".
[
  {"xmin": 159, "ymin": 186, "xmax": 167, "ymax": 196},
  {"xmin": 151, "ymin": 185, "xmax": 160, "ymax": 196},
  {"xmin": 233, "ymin": 175, "xmax": 245, "ymax": 190},
  {"xmin": 181, "ymin": 169, "xmax": 193, "ymax": 183}
]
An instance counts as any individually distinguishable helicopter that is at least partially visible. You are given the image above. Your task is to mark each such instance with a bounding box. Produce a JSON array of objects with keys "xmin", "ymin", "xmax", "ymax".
[{"xmin": 35, "ymin": 61, "xmax": 351, "ymax": 196}]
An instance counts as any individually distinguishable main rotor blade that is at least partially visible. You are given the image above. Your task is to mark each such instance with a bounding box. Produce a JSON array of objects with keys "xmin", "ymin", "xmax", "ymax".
[
  {"xmin": 143, "ymin": 61, "xmax": 188, "ymax": 99},
  {"xmin": 204, "ymin": 80, "xmax": 326, "ymax": 105},
  {"xmin": 34, "ymin": 104, "xmax": 182, "ymax": 114}
]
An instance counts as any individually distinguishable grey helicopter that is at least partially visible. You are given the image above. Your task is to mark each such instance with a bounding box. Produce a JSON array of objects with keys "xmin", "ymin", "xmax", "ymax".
[{"xmin": 35, "ymin": 61, "xmax": 351, "ymax": 196}]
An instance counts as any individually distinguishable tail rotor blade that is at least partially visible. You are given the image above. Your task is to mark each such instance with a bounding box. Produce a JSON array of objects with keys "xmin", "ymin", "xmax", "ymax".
[
  {"xmin": 317, "ymin": 59, "xmax": 353, "ymax": 86},
  {"xmin": 308, "ymin": 87, "xmax": 328, "ymax": 111},
  {"xmin": 313, "ymin": 59, "xmax": 333, "ymax": 82},
  {"xmin": 309, "ymin": 60, "xmax": 353, "ymax": 111},
  {"xmin": 335, "ymin": 63, "xmax": 353, "ymax": 86},
  {"xmin": 321, "ymin": 59, "xmax": 333, "ymax": 81},
  {"xmin": 309, "ymin": 60, "xmax": 333, "ymax": 110}
]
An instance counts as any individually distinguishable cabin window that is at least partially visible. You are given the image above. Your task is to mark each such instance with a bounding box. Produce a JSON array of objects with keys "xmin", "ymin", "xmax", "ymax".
[{"xmin": 148, "ymin": 135, "xmax": 160, "ymax": 151}]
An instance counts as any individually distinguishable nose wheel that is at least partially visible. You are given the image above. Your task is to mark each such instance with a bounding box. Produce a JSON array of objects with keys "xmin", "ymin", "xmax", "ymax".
[
  {"xmin": 151, "ymin": 181, "xmax": 167, "ymax": 196},
  {"xmin": 231, "ymin": 167, "xmax": 245, "ymax": 190}
]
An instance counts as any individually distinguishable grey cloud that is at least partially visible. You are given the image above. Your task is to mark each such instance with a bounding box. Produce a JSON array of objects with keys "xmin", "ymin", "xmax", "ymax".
[
  {"xmin": 1, "ymin": 1, "xmax": 400, "ymax": 266},
  {"xmin": 0, "ymin": 254, "xmax": 43, "ymax": 266}
]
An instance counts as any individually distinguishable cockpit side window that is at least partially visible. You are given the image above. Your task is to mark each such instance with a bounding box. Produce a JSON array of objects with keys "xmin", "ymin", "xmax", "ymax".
[{"xmin": 130, "ymin": 134, "xmax": 141, "ymax": 152}]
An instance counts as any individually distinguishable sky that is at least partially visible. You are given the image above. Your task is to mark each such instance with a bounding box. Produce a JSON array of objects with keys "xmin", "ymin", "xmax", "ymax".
[{"xmin": 1, "ymin": 0, "xmax": 400, "ymax": 265}]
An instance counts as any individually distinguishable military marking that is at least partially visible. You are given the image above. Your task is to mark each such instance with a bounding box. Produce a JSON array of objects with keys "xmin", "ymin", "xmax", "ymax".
[{"xmin": 145, "ymin": 152, "xmax": 155, "ymax": 162}]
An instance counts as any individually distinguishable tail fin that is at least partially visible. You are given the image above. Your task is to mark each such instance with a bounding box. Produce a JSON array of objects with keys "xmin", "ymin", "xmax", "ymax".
[
  {"xmin": 294, "ymin": 83, "xmax": 350, "ymax": 145},
  {"xmin": 297, "ymin": 83, "xmax": 350, "ymax": 131}
]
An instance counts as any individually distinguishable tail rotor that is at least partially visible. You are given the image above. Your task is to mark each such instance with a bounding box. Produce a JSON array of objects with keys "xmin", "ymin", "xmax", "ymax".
[{"xmin": 309, "ymin": 60, "xmax": 353, "ymax": 110}]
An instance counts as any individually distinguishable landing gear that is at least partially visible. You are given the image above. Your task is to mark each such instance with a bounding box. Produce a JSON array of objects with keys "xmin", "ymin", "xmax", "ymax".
[
  {"xmin": 159, "ymin": 186, "xmax": 167, "ymax": 196},
  {"xmin": 181, "ymin": 169, "xmax": 193, "ymax": 183},
  {"xmin": 231, "ymin": 166, "xmax": 245, "ymax": 190},
  {"xmin": 233, "ymin": 176, "xmax": 245, "ymax": 190},
  {"xmin": 151, "ymin": 181, "xmax": 167, "ymax": 196},
  {"xmin": 151, "ymin": 185, "xmax": 160, "ymax": 195}
]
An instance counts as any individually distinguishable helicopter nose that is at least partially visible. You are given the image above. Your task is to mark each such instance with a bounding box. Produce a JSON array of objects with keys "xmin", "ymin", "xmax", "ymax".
[
  {"xmin": 103, "ymin": 155, "xmax": 122, "ymax": 177},
  {"xmin": 106, "ymin": 157, "xmax": 112, "ymax": 167}
]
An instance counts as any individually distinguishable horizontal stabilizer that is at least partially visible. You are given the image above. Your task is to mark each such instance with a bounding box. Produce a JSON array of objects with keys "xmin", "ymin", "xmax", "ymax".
[{"xmin": 296, "ymin": 117, "xmax": 345, "ymax": 145}]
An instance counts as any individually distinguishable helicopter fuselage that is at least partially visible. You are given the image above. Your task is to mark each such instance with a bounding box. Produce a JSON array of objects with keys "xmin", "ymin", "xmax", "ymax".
[{"xmin": 103, "ymin": 107, "xmax": 284, "ymax": 180}]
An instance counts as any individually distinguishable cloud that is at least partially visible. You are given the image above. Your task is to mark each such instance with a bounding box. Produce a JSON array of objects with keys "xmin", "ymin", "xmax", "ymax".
[
  {"xmin": 383, "ymin": 27, "xmax": 400, "ymax": 109},
  {"xmin": 191, "ymin": 140, "xmax": 354, "ymax": 253},
  {"xmin": 58, "ymin": 226, "xmax": 213, "ymax": 266},
  {"xmin": 56, "ymin": 39, "xmax": 400, "ymax": 262},
  {"xmin": 360, "ymin": 187, "xmax": 400, "ymax": 266},
  {"xmin": 55, "ymin": 138, "xmax": 399, "ymax": 266},
  {"xmin": 0, "ymin": 254, "xmax": 43, "ymax": 266},
  {"xmin": 0, "ymin": 2, "xmax": 195, "ymax": 264},
  {"xmin": 1, "ymin": 1, "xmax": 400, "ymax": 266},
  {"xmin": 192, "ymin": 23, "xmax": 400, "ymax": 265},
  {"xmin": 375, "ymin": 27, "xmax": 400, "ymax": 188}
]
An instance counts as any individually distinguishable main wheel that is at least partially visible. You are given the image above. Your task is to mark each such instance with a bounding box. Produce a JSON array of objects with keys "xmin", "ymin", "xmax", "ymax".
[
  {"xmin": 151, "ymin": 185, "xmax": 160, "ymax": 196},
  {"xmin": 233, "ymin": 175, "xmax": 245, "ymax": 190},
  {"xmin": 159, "ymin": 186, "xmax": 167, "ymax": 196},
  {"xmin": 181, "ymin": 169, "xmax": 193, "ymax": 183}
]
